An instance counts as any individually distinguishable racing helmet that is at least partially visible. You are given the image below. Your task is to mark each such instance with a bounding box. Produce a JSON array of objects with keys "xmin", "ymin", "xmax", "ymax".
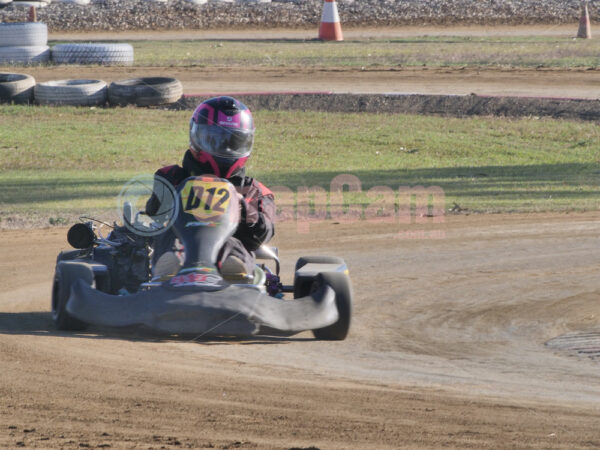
[{"xmin": 189, "ymin": 96, "xmax": 255, "ymax": 177}]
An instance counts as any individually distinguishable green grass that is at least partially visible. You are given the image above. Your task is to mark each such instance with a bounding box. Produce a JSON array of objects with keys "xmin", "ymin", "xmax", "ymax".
[
  {"xmin": 1, "ymin": 105, "xmax": 599, "ymax": 227},
  {"xmin": 49, "ymin": 37, "xmax": 600, "ymax": 68}
]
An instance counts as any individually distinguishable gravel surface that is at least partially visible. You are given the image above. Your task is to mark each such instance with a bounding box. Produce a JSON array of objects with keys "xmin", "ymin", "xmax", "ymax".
[{"xmin": 0, "ymin": 0, "xmax": 596, "ymax": 31}]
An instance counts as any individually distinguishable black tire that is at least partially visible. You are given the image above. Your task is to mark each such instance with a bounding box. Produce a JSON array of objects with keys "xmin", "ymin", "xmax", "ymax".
[
  {"xmin": 51, "ymin": 43, "xmax": 133, "ymax": 66},
  {"xmin": 55, "ymin": 0, "xmax": 90, "ymax": 4},
  {"xmin": 55, "ymin": 249, "xmax": 83, "ymax": 264},
  {"xmin": 312, "ymin": 272, "xmax": 352, "ymax": 341},
  {"xmin": 34, "ymin": 79, "xmax": 107, "ymax": 106},
  {"xmin": 294, "ymin": 268, "xmax": 352, "ymax": 341},
  {"xmin": 51, "ymin": 262, "xmax": 93, "ymax": 331},
  {"xmin": 0, "ymin": 72, "xmax": 35, "ymax": 104},
  {"xmin": 0, "ymin": 22, "xmax": 47, "ymax": 47},
  {"xmin": 294, "ymin": 256, "xmax": 346, "ymax": 300},
  {"xmin": 108, "ymin": 77, "xmax": 183, "ymax": 107},
  {"xmin": 294, "ymin": 255, "xmax": 345, "ymax": 272},
  {"xmin": 0, "ymin": 45, "xmax": 50, "ymax": 65}
]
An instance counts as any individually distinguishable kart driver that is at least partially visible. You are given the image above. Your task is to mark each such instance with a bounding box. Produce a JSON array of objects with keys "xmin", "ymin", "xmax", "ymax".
[{"xmin": 145, "ymin": 96, "xmax": 275, "ymax": 279}]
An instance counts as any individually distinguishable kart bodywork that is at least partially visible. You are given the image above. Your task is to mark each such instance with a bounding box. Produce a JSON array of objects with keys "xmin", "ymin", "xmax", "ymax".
[{"xmin": 52, "ymin": 176, "xmax": 352, "ymax": 339}]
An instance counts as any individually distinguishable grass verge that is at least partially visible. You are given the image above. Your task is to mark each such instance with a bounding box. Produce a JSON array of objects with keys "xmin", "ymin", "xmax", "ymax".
[
  {"xmin": 1, "ymin": 105, "xmax": 599, "ymax": 228},
  {"xmin": 49, "ymin": 37, "xmax": 600, "ymax": 68}
]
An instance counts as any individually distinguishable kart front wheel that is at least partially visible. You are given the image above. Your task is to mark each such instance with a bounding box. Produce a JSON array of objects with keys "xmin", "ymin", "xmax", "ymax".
[
  {"xmin": 294, "ymin": 255, "xmax": 345, "ymax": 272},
  {"xmin": 293, "ymin": 256, "xmax": 346, "ymax": 299},
  {"xmin": 51, "ymin": 262, "xmax": 92, "ymax": 331},
  {"xmin": 311, "ymin": 272, "xmax": 353, "ymax": 341}
]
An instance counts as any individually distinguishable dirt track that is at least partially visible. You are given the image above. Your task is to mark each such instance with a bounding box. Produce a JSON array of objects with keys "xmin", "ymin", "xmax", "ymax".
[
  {"xmin": 4, "ymin": 65, "xmax": 599, "ymax": 100},
  {"xmin": 2, "ymin": 214, "xmax": 600, "ymax": 448}
]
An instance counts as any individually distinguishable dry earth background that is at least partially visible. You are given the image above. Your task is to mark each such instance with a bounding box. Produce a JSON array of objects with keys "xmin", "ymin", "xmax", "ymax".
[{"xmin": 2, "ymin": 1, "xmax": 600, "ymax": 449}]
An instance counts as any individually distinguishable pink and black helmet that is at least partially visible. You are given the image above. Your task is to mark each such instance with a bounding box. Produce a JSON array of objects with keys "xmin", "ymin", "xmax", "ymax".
[{"xmin": 189, "ymin": 96, "xmax": 255, "ymax": 177}]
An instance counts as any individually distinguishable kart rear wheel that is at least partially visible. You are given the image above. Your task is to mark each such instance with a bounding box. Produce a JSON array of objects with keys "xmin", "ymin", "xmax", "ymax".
[
  {"xmin": 311, "ymin": 272, "xmax": 352, "ymax": 341},
  {"xmin": 51, "ymin": 262, "xmax": 93, "ymax": 331},
  {"xmin": 55, "ymin": 249, "xmax": 83, "ymax": 264}
]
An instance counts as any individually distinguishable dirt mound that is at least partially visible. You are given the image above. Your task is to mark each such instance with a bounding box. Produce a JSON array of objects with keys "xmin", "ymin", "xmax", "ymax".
[{"xmin": 177, "ymin": 92, "xmax": 600, "ymax": 122}]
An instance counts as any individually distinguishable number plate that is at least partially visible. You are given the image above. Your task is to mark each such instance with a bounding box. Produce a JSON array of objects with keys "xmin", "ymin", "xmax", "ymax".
[{"xmin": 179, "ymin": 177, "xmax": 233, "ymax": 222}]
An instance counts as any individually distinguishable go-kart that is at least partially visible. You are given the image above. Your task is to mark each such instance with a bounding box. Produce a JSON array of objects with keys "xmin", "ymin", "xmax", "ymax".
[{"xmin": 51, "ymin": 176, "xmax": 352, "ymax": 340}]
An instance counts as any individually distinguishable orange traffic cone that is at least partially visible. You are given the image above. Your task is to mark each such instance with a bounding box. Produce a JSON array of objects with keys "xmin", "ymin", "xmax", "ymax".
[
  {"xmin": 27, "ymin": 6, "xmax": 37, "ymax": 22},
  {"xmin": 577, "ymin": 2, "xmax": 592, "ymax": 39},
  {"xmin": 318, "ymin": 0, "xmax": 343, "ymax": 41}
]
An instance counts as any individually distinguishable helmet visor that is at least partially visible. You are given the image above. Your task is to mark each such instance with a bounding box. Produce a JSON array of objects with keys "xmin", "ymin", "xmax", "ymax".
[{"xmin": 190, "ymin": 123, "xmax": 254, "ymax": 159}]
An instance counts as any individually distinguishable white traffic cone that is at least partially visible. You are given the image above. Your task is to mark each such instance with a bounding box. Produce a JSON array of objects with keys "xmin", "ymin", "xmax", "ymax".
[
  {"xmin": 577, "ymin": 2, "xmax": 592, "ymax": 39},
  {"xmin": 318, "ymin": 0, "xmax": 343, "ymax": 41}
]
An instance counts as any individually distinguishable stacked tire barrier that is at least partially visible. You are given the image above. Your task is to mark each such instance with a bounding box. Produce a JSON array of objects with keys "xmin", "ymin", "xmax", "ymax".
[
  {"xmin": 0, "ymin": 75, "xmax": 182, "ymax": 106},
  {"xmin": 10, "ymin": 0, "xmax": 51, "ymax": 6},
  {"xmin": 0, "ymin": 22, "xmax": 50, "ymax": 65},
  {"xmin": 32, "ymin": 77, "xmax": 183, "ymax": 106},
  {"xmin": 52, "ymin": 43, "xmax": 134, "ymax": 66},
  {"xmin": 107, "ymin": 77, "xmax": 183, "ymax": 107},
  {"xmin": 1, "ymin": 70, "xmax": 183, "ymax": 106},
  {"xmin": 34, "ymin": 79, "xmax": 108, "ymax": 106},
  {"xmin": 0, "ymin": 72, "xmax": 35, "ymax": 103},
  {"xmin": 54, "ymin": 0, "xmax": 90, "ymax": 4}
]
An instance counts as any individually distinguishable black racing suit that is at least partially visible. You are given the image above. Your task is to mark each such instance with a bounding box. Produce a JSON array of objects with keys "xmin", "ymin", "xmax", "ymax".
[{"xmin": 145, "ymin": 149, "xmax": 275, "ymax": 275}]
